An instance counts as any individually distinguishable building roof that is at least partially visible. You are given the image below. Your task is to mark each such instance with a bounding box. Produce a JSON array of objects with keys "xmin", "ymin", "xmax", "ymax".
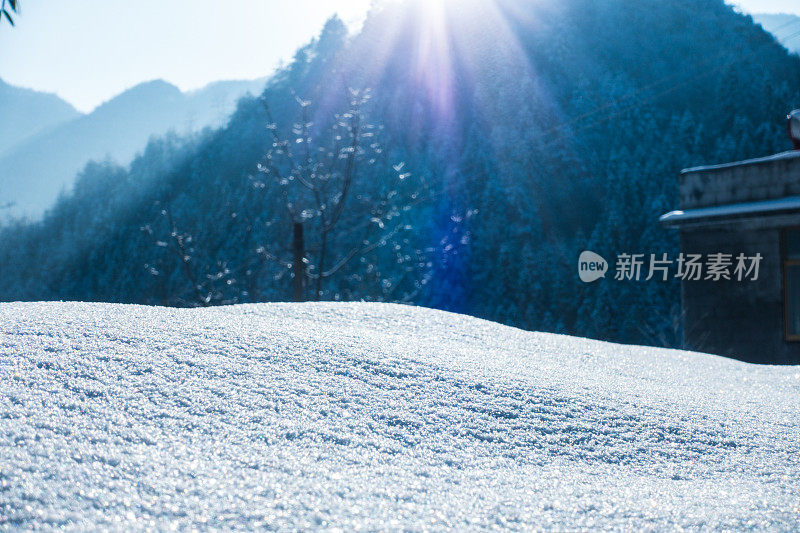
[
  {"xmin": 680, "ymin": 150, "xmax": 800, "ymax": 175},
  {"xmin": 660, "ymin": 195, "xmax": 800, "ymax": 228}
]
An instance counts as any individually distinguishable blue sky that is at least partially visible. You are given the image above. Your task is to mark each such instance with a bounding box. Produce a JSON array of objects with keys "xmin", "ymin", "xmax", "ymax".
[{"xmin": 0, "ymin": 0, "xmax": 796, "ymax": 113}]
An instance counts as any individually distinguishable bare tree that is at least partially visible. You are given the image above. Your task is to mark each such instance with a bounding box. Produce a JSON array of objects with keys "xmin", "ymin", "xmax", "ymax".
[
  {"xmin": 255, "ymin": 89, "xmax": 424, "ymax": 302},
  {"xmin": 142, "ymin": 205, "xmax": 237, "ymax": 307}
]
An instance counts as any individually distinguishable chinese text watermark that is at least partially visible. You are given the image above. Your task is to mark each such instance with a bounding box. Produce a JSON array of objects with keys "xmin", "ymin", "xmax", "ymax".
[{"xmin": 579, "ymin": 251, "xmax": 762, "ymax": 283}]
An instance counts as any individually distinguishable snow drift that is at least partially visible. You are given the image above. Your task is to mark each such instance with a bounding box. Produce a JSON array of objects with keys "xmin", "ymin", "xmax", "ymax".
[{"xmin": 0, "ymin": 302, "xmax": 798, "ymax": 530}]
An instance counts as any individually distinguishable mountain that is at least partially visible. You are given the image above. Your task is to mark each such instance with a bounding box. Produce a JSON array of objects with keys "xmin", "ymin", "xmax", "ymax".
[
  {"xmin": 1, "ymin": 0, "xmax": 800, "ymax": 352},
  {"xmin": 753, "ymin": 13, "xmax": 800, "ymax": 54},
  {"xmin": 0, "ymin": 77, "xmax": 267, "ymax": 217},
  {"xmin": 0, "ymin": 78, "xmax": 80, "ymax": 159},
  {"xmin": 3, "ymin": 301, "xmax": 799, "ymax": 529}
]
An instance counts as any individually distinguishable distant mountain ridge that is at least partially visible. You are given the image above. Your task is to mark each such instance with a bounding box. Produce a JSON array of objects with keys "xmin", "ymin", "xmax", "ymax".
[
  {"xmin": 0, "ymin": 79, "xmax": 80, "ymax": 159},
  {"xmin": 0, "ymin": 77, "xmax": 267, "ymax": 217},
  {"xmin": 753, "ymin": 13, "xmax": 800, "ymax": 54}
]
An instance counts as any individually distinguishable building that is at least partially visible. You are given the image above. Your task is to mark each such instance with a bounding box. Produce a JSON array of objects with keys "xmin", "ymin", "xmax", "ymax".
[{"xmin": 661, "ymin": 118, "xmax": 800, "ymax": 364}]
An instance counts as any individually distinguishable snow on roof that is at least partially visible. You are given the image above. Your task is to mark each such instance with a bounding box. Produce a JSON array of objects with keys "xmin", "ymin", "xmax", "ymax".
[
  {"xmin": 681, "ymin": 149, "xmax": 800, "ymax": 175},
  {"xmin": 660, "ymin": 195, "xmax": 800, "ymax": 226},
  {"xmin": 1, "ymin": 302, "xmax": 799, "ymax": 529}
]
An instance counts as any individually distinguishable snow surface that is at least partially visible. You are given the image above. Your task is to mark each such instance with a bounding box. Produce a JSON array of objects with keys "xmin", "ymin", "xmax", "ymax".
[{"xmin": 1, "ymin": 302, "xmax": 799, "ymax": 530}]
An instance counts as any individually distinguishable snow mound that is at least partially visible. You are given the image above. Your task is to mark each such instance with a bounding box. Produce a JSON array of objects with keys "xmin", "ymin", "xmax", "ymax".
[{"xmin": 1, "ymin": 302, "xmax": 798, "ymax": 530}]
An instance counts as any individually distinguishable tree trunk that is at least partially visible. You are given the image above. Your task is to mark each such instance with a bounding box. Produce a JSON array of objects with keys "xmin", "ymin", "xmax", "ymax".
[
  {"xmin": 316, "ymin": 233, "xmax": 327, "ymax": 302},
  {"xmin": 292, "ymin": 222, "xmax": 306, "ymax": 302}
]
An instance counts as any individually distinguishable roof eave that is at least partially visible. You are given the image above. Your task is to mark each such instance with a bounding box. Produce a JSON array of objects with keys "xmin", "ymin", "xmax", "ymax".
[{"xmin": 660, "ymin": 196, "xmax": 800, "ymax": 229}]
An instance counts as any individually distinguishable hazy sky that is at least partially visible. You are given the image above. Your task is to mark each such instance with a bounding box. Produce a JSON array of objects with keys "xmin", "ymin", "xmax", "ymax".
[
  {"xmin": 735, "ymin": 0, "xmax": 800, "ymax": 14},
  {"xmin": 0, "ymin": 1, "xmax": 372, "ymax": 112},
  {"xmin": 0, "ymin": 0, "xmax": 797, "ymax": 113}
]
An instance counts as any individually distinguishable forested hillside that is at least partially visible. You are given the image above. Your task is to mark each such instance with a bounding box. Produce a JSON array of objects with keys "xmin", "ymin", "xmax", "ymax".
[{"xmin": 2, "ymin": 0, "xmax": 799, "ymax": 349}]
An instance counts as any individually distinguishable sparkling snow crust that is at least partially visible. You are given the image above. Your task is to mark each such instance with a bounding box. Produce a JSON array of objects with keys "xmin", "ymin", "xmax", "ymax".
[{"xmin": 1, "ymin": 302, "xmax": 799, "ymax": 530}]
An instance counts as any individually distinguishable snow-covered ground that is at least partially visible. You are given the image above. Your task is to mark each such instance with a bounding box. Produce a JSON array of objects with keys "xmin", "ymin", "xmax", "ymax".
[{"xmin": 1, "ymin": 302, "xmax": 799, "ymax": 530}]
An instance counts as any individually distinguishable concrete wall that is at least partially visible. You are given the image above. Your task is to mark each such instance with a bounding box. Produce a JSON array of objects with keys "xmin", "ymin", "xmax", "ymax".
[
  {"xmin": 680, "ymin": 224, "xmax": 800, "ymax": 364},
  {"xmin": 681, "ymin": 151, "xmax": 800, "ymax": 210}
]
